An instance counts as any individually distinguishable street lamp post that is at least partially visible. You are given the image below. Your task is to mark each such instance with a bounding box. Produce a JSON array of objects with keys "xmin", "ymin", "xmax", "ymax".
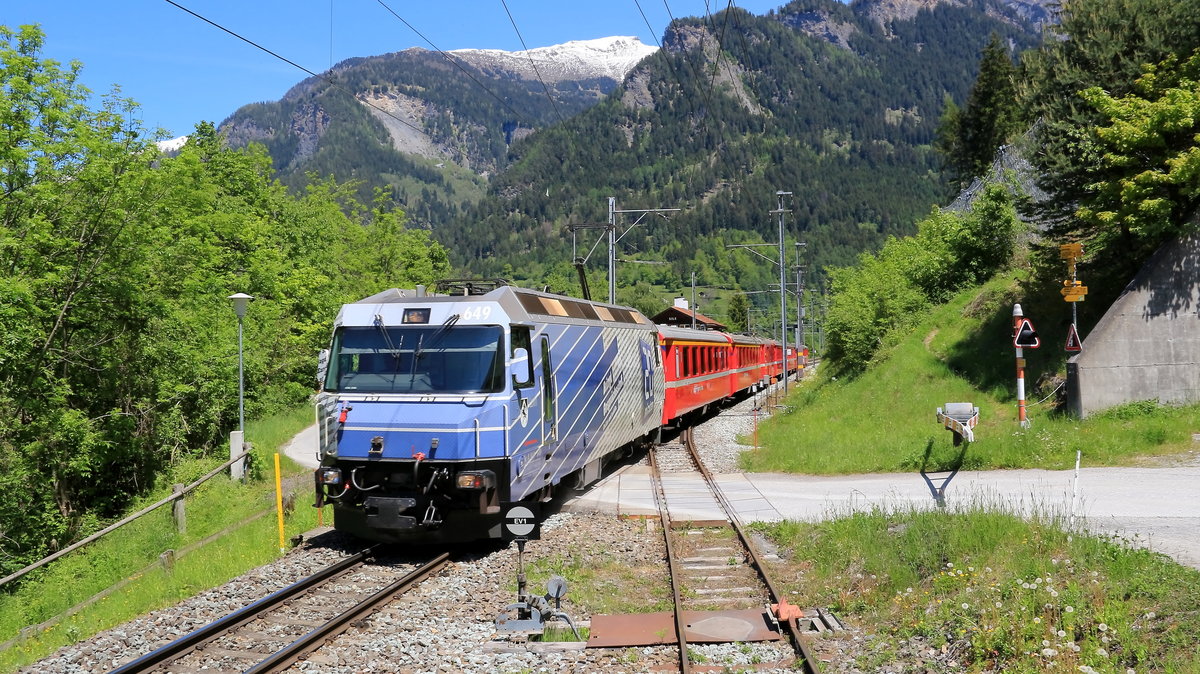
[{"xmin": 228, "ymin": 293, "xmax": 253, "ymax": 436}]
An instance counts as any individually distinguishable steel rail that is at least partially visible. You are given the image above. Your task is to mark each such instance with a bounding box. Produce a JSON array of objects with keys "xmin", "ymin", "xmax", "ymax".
[
  {"xmin": 247, "ymin": 552, "xmax": 451, "ymax": 673},
  {"xmin": 648, "ymin": 444, "xmax": 692, "ymax": 674},
  {"xmin": 682, "ymin": 427, "xmax": 822, "ymax": 674},
  {"xmin": 111, "ymin": 546, "xmax": 379, "ymax": 674}
]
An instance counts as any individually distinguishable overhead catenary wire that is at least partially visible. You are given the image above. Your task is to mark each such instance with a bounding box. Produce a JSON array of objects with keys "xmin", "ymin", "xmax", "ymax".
[
  {"xmin": 691, "ymin": 0, "xmax": 740, "ymax": 152},
  {"xmin": 161, "ymin": 0, "xmax": 427, "ymax": 136},
  {"xmin": 705, "ymin": 1, "xmax": 736, "ymax": 110},
  {"xmin": 648, "ymin": 0, "xmax": 740, "ymax": 154},
  {"xmin": 631, "ymin": 0, "xmax": 705, "ymax": 124},
  {"xmin": 724, "ymin": 2, "xmax": 757, "ymax": 90},
  {"xmin": 660, "ymin": 0, "xmax": 716, "ymax": 112},
  {"xmin": 373, "ymin": 0, "xmax": 539, "ymax": 130},
  {"xmin": 498, "ymin": 0, "xmax": 566, "ymax": 125}
]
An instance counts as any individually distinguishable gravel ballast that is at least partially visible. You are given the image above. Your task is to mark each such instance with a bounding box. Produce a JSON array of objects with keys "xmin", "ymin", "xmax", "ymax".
[{"xmin": 18, "ymin": 384, "xmax": 862, "ymax": 673}]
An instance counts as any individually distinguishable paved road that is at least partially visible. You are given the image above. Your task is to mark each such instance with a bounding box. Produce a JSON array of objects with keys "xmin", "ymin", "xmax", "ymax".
[
  {"xmin": 280, "ymin": 423, "xmax": 320, "ymax": 469},
  {"xmin": 565, "ymin": 461, "xmax": 1200, "ymax": 570},
  {"xmin": 284, "ymin": 423, "xmax": 1200, "ymax": 569}
]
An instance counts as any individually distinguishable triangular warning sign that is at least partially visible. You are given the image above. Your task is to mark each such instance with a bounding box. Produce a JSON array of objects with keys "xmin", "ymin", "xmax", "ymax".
[
  {"xmin": 1013, "ymin": 318, "xmax": 1040, "ymax": 348},
  {"xmin": 1065, "ymin": 323, "xmax": 1082, "ymax": 352}
]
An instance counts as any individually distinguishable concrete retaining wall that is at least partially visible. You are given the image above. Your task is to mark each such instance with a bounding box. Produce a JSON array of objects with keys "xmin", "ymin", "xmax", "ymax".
[{"xmin": 1068, "ymin": 233, "xmax": 1200, "ymax": 418}]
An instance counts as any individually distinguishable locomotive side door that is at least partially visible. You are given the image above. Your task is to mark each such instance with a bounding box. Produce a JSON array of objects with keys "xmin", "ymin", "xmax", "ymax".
[
  {"xmin": 539, "ymin": 334, "xmax": 557, "ymax": 443},
  {"xmin": 510, "ymin": 325, "xmax": 536, "ymax": 444},
  {"xmin": 508, "ymin": 325, "xmax": 554, "ymax": 497}
]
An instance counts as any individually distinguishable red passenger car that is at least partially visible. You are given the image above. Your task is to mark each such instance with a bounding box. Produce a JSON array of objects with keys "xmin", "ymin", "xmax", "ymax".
[
  {"xmin": 729, "ymin": 334, "xmax": 773, "ymax": 391},
  {"xmin": 657, "ymin": 326, "xmax": 734, "ymax": 423}
]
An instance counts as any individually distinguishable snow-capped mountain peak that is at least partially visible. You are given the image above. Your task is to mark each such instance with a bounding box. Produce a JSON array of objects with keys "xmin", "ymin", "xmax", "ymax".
[
  {"xmin": 156, "ymin": 136, "xmax": 188, "ymax": 153},
  {"xmin": 448, "ymin": 36, "xmax": 657, "ymax": 84}
]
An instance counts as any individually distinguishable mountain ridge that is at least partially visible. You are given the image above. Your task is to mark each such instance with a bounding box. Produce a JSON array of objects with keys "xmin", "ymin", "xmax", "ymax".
[
  {"xmin": 447, "ymin": 36, "xmax": 658, "ymax": 84},
  {"xmin": 212, "ymin": 0, "xmax": 1054, "ymax": 301}
]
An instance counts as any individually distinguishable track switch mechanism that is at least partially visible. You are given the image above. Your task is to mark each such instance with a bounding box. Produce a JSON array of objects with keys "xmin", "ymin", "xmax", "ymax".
[{"xmin": 494, "ymin": 538, "xmax": 580, "ymax": 639}]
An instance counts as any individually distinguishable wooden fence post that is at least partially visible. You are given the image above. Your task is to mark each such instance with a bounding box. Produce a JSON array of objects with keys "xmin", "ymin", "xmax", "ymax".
[{"xmin": 172, "ymin": 483, "xmax": 186, "ymax": 534}]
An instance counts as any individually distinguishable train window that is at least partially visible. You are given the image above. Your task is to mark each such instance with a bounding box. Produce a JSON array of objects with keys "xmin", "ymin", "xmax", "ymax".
[
  {"xmin": 324, "ymin": 325, "xmax": 504, "ymax": 393},
  {"xmin": 541, "ymin": 336, "xmax": 557, "ymax": 437},
  {"xmin": 511, "ymin": 326, "xmax": 533, "ymax": 388}
]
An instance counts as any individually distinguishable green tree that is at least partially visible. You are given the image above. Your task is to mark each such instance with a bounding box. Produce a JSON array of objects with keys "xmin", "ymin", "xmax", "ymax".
[
  {"xmin": 0, "ymin": 26, "xmax": 453, "ymax": 574},
  {"xmin": 937, "ymin": 34, "xmax": 1021, "ymax": 185},
  {"xmin": 728, "ymin": 291, "xmax": 749, "ymax": 333},
  {"xmin": 824, "ymin": 185, "xmax": 1021, "ymax": 373},
  {"xmin": 934, "ymin": 95, "xmax": 965, "ymax": 181},
  {"xmin": 1076, "ymin": 51, "xmax": 1200, "ymax": 247},
  {"xmin": 619, "ymin": 282, "xmax": 666, "ymax": 317},
  {"xmin": 1, "ymin": 25, "xmax": 160, "ymax": 556},
  {"xmin": 1019, "ymin": 0, "xmax": 1200, "ymax": 259}
]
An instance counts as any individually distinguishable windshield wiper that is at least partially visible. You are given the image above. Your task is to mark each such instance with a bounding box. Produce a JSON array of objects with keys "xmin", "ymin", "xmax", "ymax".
[
  {"xmin": 373, "ymin": 314, "xmax": 398, "ymax": 354},
  {"xmin": 415, "ymin": 313, "xmax": 460, "ymax": 360}
]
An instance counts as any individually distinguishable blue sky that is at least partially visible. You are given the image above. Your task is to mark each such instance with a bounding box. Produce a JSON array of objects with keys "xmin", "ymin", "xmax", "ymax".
[{"xmin": 11, "ymin": 1, "xmax": 786, "ymax": 139}]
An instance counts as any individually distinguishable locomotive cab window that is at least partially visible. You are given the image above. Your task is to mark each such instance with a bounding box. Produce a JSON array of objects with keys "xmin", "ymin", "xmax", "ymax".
[
  {"xmin": 511, "ymin": 326, "xmax": 533, "ymax": 388},
  {"xmin": 324, "ymin": 324, "xmax": 504, "ymax": 393}
]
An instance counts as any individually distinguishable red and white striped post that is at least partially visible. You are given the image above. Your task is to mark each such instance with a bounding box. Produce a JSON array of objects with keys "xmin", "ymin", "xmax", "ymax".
[{"xmin": 1014, "ymin": 304, "xmax": 1030, "ymax": 428}]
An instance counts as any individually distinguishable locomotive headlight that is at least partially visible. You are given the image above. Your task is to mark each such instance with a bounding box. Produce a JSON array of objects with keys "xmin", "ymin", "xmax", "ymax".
[
  {"xmin": 319, "ymin": 468, "xmax": 343, "ymax": 485},
  {"xmin": 455, "ymin": 470, "xmax": 495, "ymax": 490}
]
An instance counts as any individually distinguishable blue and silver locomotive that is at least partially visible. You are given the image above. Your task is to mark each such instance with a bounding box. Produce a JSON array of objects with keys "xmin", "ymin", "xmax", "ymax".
[{"xmin": 314, "ymin": 282, "xmax": 665, "ymax": 543}]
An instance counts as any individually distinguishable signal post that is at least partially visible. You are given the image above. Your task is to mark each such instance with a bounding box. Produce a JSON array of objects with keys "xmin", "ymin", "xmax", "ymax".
[
  {"xmin": 1013, "ymin": 304, "xmax": 1040, "ymax": 428},
  {"xmin": 1060, "ymin": 243, "xmax": 1086, "ymax": 351}
]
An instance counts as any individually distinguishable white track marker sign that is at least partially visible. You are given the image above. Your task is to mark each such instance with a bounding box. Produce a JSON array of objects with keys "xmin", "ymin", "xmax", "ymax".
[{"xmin": 503, "ymin": 504, "xmax": 539, "ymax": 540}]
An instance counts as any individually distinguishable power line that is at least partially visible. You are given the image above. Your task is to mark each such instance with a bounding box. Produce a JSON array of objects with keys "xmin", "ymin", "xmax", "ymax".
[
  {"xmin": 658, "ymin": 0, "xmax": 739, "ymax": 152},
  {"xmin": 499, "ymin": 0, "xmax": 566, "ymax": 125},
  {"xmin": 161, "ymin": 0, "xmax": 426, "ymax": 136},
  {"xmin": 725, "ymin": 2, "xmax": 757, "ymax": 78},
  {"xmin": 660, "ymin": 0, "xmax": 714, "ymax": 112},
  {"xmin": 705, "ymin": 1, "xmax": 735, "ymax": 110},
  {"xmin": 631, "ymin": 0, "xmax": 703, "ymax": 124},
  {"xmin": 373, "ymin": 0, "xmax": 538, "ymax": 129}
]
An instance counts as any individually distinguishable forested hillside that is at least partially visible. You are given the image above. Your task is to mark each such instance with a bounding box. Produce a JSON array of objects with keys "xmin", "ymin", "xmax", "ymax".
[
  {"xmin": 220, "ymin": 43, "xmax": 639, "ymax": 226},
  {"xmin": 213, "ymin": 0, "xmax": 1047, "ymax": 325},
  {"xmin": 820, "ymin": 0, "xmax": 1200, "ymax": 380},
  {"xmin": 0, "ymin": 26, "xmax": 449, "ymax": 575},
  {"xmin": 439, "ymin": 0, "xmax": 1044, "ymax": 309}
]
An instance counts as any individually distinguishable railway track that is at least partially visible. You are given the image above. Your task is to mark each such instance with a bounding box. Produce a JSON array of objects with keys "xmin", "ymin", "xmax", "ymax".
[
  {"xmin": 650, "ymin": 426, "xmax": 825, "ymax": 674},
  {"xmin": 111, "ymin": 548, "xmax": 450, "ymax": 674}
]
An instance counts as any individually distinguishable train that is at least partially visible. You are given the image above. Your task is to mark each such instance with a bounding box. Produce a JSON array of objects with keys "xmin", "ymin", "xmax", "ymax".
[{"xmin": 312, "ymin": 282, "xmax": 801, "ymax": 544}]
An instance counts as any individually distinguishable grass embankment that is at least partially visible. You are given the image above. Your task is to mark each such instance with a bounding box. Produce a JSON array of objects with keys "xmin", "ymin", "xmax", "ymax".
[
  {"xmin": 0, "ymin": 405, "xmax": 321, "ymax": 672},
  {"xmin": 744, "ymin": 276, "xmax": 1200, "ymax": 670},
  {"xmin": 747, "ymin": 278, "xmax": 1200, "ymax": 474},
  {"xmin": 758, "ymin": 508, "xmax": 1200, "ymax": 672}
]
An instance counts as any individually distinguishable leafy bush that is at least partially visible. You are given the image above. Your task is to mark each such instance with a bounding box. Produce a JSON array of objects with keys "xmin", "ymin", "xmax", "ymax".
[{"xmin": 825, "ymin": 184, "xmax": 1022, "ymax": 373}]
